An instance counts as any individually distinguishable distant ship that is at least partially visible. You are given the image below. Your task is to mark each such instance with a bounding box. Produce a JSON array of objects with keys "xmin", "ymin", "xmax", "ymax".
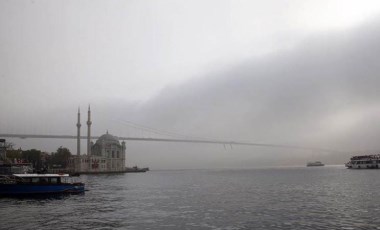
[
  {"xmin": 345, "ymin": 154, "xmax": 380, "ymax": 169},
  {"xmin": 307, "ymin": 161, "xmax": 325, "ymax": 167},
  {"xmin": 124, "ymin": 166, "xmax": 149, "ymax": 173}
]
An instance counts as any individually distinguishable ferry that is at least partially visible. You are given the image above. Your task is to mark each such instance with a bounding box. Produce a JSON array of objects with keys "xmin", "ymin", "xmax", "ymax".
[
  {"xmin": 125, "ymin": 166, "xmax": 149, "ymax": 173},
  {"xmin": 307, "ymin": 161, "xmax": 325, "ymax": 167},
  {"xmin": 0, "ymin": 173, "xmax": 85, "ymax": 196},
  {"xmin": 345, "ymin": 154, "xmax": 380, "ymax": 169}
]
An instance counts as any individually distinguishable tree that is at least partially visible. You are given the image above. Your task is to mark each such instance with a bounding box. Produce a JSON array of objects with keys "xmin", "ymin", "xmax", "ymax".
[
  {"xmin": 22, "ymin": 149, "xmax": 43, "ymax": 169},
  {"xmin": 48, "ymin": 146, "xmax": 72, "ymax": 168},
  {"xmin": 5, "ymin": 149, "xmax": 22, "ymax": 162}
]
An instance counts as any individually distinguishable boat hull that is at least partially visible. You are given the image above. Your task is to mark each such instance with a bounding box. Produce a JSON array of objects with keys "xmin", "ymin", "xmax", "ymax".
[
  {"xmin": 346, "ymin": 163, "xmax": 379, "ymax": 169},
  {"xmin": 0, "ymin": 183, "xmax": 85, "ymax": 196}
]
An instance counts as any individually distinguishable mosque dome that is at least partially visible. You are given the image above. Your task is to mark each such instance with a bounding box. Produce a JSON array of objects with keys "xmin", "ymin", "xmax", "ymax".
[
  {"xmin": 91, "ymin": 131, "xmax": 123, "ymax": 157},
  {"xmin": 95, "ymin": 132, "xmax": 120, "ymax": 146}
]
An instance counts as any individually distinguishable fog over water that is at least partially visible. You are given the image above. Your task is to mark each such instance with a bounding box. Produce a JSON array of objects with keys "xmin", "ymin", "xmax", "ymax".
[{"xmin": 1, "ymin": 1, "xmax": 380, "ymax": 169}]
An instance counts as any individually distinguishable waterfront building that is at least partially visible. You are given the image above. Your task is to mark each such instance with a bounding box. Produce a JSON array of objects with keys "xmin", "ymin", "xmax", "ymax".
[{"xmin": 68, "ymin": 106, "xmax": 126, "ymax": 173}]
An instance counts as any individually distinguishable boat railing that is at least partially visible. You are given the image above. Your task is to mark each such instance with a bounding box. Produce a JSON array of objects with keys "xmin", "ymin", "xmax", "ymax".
[{"xmin": 350, "ymin": 154, "xmax": 380, "ymax": 160}]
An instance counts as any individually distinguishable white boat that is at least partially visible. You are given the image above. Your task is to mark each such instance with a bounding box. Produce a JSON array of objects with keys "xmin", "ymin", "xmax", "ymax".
[
  {"xmin": 306, "ymin": 161, "xmax": 324, "ymax": 167},
  {"xmin": 345, "ymin": 154, "xmax": 380, "ymax": 169}
]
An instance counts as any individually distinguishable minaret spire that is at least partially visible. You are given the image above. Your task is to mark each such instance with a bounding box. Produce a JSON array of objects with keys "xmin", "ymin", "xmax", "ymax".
[
  {"xmin": 87, "ymin": 104, "xmax": 92, "ymax": 155},
  {"xmin": 76, "ymin": 107, "xmax": 81, "ymax": 156}
]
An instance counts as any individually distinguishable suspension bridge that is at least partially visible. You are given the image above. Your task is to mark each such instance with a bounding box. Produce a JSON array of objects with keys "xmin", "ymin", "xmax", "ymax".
[
  {"xmin": 0, "ymin": 133, "xmax": 342, "ymax": 153},
  {"xmin": 0, "ymin": 107, "xmax": 344, "ymax": 154}
]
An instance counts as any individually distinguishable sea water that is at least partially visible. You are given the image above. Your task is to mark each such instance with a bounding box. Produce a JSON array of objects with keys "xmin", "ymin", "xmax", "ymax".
[{"xmin": 1, "ymin": 166, "xmax": 380, "ymax": 229}]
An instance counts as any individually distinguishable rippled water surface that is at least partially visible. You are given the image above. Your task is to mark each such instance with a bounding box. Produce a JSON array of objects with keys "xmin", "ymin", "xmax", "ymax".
[{"xmin": 1, "ymin": 166, "xmax": 380, "ymax": 229}]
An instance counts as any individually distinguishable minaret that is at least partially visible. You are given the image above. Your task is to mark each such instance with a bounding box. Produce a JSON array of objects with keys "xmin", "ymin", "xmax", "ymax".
[
  {"xmin": 87, "ymin": 105, "xmax": 92, "ymax": 155},
  {"xmin": 122, "ymin": 141, "xmax": 126, "ymax": 169},
  {"xmin": 76, "ymin": 107, "xmax": 81, "ymax": 156}
]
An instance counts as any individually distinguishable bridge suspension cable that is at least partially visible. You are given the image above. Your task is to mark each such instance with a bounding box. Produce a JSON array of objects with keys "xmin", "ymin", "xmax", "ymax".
[{"xmin": 112, "ymin": 119, "xmax": 220, "ymax": 141}]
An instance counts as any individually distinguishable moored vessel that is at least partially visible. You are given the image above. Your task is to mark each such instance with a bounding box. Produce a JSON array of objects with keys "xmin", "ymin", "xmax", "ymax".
[
  {"xmin": 0, "ymin": 139, "xmax": 33, "ymax": 175},
  {"xmin": 0, "ymin": 173, "xmax": 85, "ymax": 196},
  {"xmin": 345, "ymin": 154, "xmax": 380, "ymax": 169}
]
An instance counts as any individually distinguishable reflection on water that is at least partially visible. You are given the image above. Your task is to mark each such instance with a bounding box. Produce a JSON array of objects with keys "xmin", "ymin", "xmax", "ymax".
[{"xmin": 1, "ymin": 166, "xmax": 380, "ymax": 229}]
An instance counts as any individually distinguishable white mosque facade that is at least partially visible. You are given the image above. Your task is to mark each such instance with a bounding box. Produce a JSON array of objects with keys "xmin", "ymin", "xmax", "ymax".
[{"xmin": 68, "ymin": 107, "xmax": 127, "ymax": 173}]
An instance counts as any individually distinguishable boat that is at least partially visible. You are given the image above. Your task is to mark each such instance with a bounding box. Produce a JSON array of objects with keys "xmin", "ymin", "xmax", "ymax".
[
  {"xmin": 345, "ymin": 154, "xmax": 380, "ymax": 169},
  {"xmin": 0, "ymin": 173, "xmax": 85, "ymax": 196},
  {"xmin": 124, "ymin": 166, "xmax": 149, "ymax": 173},
  {"xmin": 306, "ymin": 161, "xmax": 325, "ymax": 167}
]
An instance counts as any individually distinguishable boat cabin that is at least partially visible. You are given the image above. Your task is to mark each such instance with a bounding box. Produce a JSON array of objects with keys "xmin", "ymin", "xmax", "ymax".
[{"xmin": 12, "ymin": 174, "xmax": 72, "ymax": 184}]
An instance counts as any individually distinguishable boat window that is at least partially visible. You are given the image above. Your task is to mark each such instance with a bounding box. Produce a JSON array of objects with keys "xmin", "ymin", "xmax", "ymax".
[
  {"xmin": 39, "ymin": 178, "xmax": 48, "ymax": 183},
  {"xmin": 31, "ymin": 178, "xmax": 39, "ymax": 183},
  {"xmin": 23, "ymin": 178, "xmax": 32, "ymax": 183},
  {"xmin": 50, "ymin": 178, "xmax": 58, "ymax": 184}
]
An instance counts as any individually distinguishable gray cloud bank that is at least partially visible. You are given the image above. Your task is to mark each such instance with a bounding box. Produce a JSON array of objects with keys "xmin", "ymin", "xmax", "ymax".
[
  {"xmin": 4, "ymin": 18, "xmax": 380, "ymax": 169},
  {"xmin": 129, "ymin": 19, "xmax": 380, "ymax": 168}
]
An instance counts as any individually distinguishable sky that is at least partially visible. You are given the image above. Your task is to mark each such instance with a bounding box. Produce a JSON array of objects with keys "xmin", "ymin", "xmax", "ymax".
[{"xmin": 2, "ymin": 0, "xmax": 380, "ymax": 169}]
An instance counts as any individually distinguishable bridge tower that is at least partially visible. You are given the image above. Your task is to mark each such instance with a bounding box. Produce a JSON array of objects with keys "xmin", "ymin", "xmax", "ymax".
[
  {"xmin": 76, "ymin": 107, "xmax": 81, "ymax": 156},
  {"xmin": 87, "ymin": 105, "xmax": 92, "ymax": 155}
]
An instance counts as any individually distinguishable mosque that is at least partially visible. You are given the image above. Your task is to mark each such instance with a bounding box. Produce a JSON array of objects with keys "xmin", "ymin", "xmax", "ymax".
[{"xmin": 67, "ymin": 106, "xmax": 126, "ymax": 173}]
